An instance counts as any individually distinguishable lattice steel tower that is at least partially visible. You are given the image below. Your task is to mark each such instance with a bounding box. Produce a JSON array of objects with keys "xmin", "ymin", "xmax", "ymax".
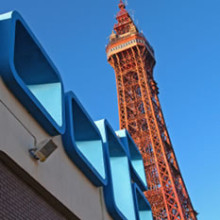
[{"xmin": 106, "ymin": 1, "xmax": 197, "ymax": 219}]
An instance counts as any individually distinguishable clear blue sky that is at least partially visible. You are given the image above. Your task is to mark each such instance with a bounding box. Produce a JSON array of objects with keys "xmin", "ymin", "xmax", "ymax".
[{"xmin": 1, "ymin": 0, "xmax": 219, "ymax": 219}]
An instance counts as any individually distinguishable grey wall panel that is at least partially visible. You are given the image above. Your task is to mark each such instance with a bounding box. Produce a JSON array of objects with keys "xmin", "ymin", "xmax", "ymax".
[{"xmin": 0, "ymin": 80, "xmax": 112, "ymax": 220}]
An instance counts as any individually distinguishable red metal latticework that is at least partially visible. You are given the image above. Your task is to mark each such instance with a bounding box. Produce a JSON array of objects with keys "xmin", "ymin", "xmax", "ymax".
[{"xmin": 106, "ymin": 1, "xmax": 197, "ymax": 220}]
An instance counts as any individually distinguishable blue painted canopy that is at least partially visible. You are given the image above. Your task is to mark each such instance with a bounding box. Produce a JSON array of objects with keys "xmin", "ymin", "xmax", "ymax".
[
  {"xmin": 96, "ymin": 120, "xmax": 137, "ymax": 220},
  {"xmin": 62, "ymin": 92, "xmax": 107, "ymax": 186},
  {"xmin": 132, "ymin": 183, "xmax": 153, "ymax": 220},
  {"xmin": 116, "ymin": 129, "xmax": 148, "ymax": 191},
  {"xmin": 0, "ymin": 11, "xmax": 65, "ymax": 135}
]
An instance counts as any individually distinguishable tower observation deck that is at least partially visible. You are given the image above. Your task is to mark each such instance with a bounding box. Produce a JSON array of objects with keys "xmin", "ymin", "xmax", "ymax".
[{"xmin": 106, "ymin": 1, "xmax": 197, "ymax": 219}]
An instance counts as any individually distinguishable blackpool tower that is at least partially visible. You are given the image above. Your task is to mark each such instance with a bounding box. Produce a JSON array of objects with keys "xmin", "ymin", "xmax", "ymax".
[{"xmin": 106, "ymin": 1, "xmax": 197, "ymax": 219}]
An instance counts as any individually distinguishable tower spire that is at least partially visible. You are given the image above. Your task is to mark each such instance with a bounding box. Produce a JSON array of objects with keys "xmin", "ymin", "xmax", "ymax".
[
  {"xmin": 118, "ymin": 0, "xmax": 125, "ymax": 9},
  {"xmin": 108, "ymin": 0, "xmax": 138, "ymax": 41}
]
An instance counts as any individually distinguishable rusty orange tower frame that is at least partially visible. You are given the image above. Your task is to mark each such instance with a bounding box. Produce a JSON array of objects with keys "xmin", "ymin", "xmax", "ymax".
[{"xmin": 106, "ymin": 1, "xmax": 197, "ymax": 220}]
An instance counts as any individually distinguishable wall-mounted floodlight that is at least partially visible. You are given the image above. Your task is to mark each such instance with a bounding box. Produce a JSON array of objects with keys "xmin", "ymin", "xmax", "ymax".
[{"xmin": 29, "ymin": 138, "xmax": 57, "ymax": 162}]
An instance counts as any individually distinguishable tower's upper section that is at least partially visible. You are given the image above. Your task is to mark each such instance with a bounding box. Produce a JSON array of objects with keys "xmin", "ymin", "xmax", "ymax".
[
  {"xmin": 113, "ymin": 0, "xmax": 138, "ymax": 37},
  {"xmin": 106, "ymin": 0, "xmax": 154, "ymax": 60}
]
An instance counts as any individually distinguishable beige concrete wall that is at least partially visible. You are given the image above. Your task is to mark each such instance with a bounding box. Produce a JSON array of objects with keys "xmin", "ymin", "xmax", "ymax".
[{"xmin": 0, "ymin": 78, "xmax": 112, "ymax": 220}]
